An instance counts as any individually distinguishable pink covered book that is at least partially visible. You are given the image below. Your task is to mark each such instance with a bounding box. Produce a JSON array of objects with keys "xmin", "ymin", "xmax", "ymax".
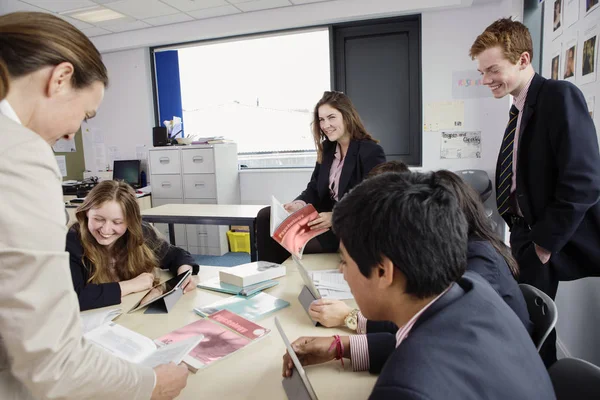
[
  {"xmin": 155, "ymin": 310, "xmax": 269, "ymax": 372},
  {"xmin": 270, "ymin": 196, "xmax": 328, "ymax": 259}
]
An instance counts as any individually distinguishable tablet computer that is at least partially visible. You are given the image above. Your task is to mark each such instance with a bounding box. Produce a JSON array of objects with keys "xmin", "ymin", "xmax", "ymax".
[
  {"xmin": 293, "ymin": 255, "xmax": 321, "ymax": 300},
  {"xmin": 274, "ymin": 317, "xmax": 319, "ymax": 400},
  {"xmin": 127, "ymin": 269, "xmax": 192, "ymax": 313}
]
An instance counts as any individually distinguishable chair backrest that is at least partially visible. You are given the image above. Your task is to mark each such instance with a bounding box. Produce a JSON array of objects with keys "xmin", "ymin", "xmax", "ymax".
[
  {"xmin": 549, "ymin": 357, "xmax": 600, "ymax": 400},
  {"xmin": 454, "ymin": 169, "xmax": 493, "ymax": 203},
  {"xmin": 519, "ymin": 283, "xmax": 558, "ymax": 351}
]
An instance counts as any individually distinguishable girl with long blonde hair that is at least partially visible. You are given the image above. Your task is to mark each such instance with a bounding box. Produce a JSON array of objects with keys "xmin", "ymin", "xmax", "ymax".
[{"xmin": 67, "ymin": 180, "xmax": 198, "ymax": 311}]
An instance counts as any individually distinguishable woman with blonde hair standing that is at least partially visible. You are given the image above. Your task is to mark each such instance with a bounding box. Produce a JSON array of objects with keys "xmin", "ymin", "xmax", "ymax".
[{"xmin": 0, "ymin": 11, "xmax": 187, "ymax": 400}]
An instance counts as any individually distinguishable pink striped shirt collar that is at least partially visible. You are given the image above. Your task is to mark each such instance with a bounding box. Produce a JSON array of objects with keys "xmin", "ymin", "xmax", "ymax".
[
  {"xmin": 395, "ymin": 284, "xmax": 453, "ymax": 348},
  {"xmin": 513, "ymin": 73, "xmax": 534, "ymax": 112}
]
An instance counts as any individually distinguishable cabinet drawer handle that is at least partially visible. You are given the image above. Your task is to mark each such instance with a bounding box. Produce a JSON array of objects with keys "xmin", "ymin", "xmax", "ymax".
[
  {"xmin": 198, "ymin": 233, "xmax": 208, "ymax": 236},
  {"xmin": 159, "ymin": 157, "xmax": 170, "ymax": 164},
  {"xmin": 161, "ymin": 182, "xmax": 172, "ymax": 187},
  {"xmin": 194, "ymin": 182, "xmax": 205, "ymax": 187},
  {"xmin": 192, "ymin": 156, "xmax": 204, "ymax": 163}
]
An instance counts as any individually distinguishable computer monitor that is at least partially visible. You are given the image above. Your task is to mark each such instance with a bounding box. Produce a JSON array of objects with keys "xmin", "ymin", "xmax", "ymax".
[{"xmin": 113, "ymin": 160, "xmax": 141, "ymax": 188}]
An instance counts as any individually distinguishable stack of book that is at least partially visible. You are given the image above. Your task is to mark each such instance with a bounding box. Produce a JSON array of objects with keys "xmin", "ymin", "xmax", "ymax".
[
  {"xmin": 197, "ymin": 261, "xmax": 286, "ymax": 297},
  {"xmin": 191, "ymin": 136, "xmax": 234, "ymax": 145}
]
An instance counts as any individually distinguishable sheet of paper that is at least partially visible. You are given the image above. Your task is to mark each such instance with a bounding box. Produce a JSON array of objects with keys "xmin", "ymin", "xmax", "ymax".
[
  {"xmin": 80, "ymin": 307, "xmax": 122, "ymax": 335},
  {"xmin": 440, "ymin": 131, "xmax": 482, "ymax": 159},
  {"xmin": 551, "ymin": 44, "xmax": 562, "ymax": 80},
  {"xmin": 586, "ymin": 96, "xmax": 595, "ymax": 119},
  {"xmin": 451, "ymin": 70, "xmax": 492, "ymax": 99},
  {"xmin": 552, "ymin": 0, "xmax": 563, "ymax": 39},
  {"xmin": 84, "ymin": 322, "xmax": 156, "ymax": 364},
  {"xmin": 136, "ymin": 144, "xmax": 148, "ymax": 161},
  {"xmin": 563, "ymin": 35, "xmax": 578, "ymax": 83},
  {"xmin": 55, "ymin": 156, "xmax": 67, "ymax": 177},
  {"xmin": 579, "ymin": 24, "xmax": 598, "ymax": 85},
  {"xmin": 52, "ymin": 138, "xmax": 77, "ymax": 153},
  {"xmin": 94, "ymin": 143, "xmax": 107, "ymax": 172},
  {"xmin": 143, "ymin": 335, "xmax": 203, "ymax": 368},
  {"xmin": 270, "ymin": 196, "xmax": 290, "ymax": 236},
  {"xmin": 107, "ymin": 146, "xmax": 120, "ymax": 169},
  {"xmin": 311, "ymin": 271, "xmax": 350, "ymax": 291},
  {"xmin": 423, "ymin": 101, "xmax": 464, "ymax": 132},
  {"xmin": 586, "ymin": 0, "xmax": 600, "ymax": 17},
  {"xmin": 563, "ymin": 0, "xmax": 579, "ymax": 28},
  {"xmin": 318, "ymin": 288, "xmax": 354, "ymax": 300}
]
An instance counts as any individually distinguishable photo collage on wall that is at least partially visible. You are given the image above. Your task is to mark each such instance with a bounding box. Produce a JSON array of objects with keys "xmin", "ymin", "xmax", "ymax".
[{"xmin": 550, "ymin": 0, "xmax": 600, "ymax": 87}]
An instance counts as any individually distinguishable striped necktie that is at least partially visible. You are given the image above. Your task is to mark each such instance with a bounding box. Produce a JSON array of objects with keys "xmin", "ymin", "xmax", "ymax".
[{"xmin": 496, "ymin": 104, "xmax": 519, "ymax": 216}]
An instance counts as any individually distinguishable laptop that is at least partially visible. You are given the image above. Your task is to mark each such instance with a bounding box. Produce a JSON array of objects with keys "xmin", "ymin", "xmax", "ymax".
[{"xmin": 274, "ymin": 317, "xmax": 319, "ymax": 400}]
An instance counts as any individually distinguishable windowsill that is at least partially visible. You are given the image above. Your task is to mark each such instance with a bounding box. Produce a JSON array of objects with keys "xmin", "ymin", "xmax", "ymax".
[{"xmin": 238, "ymin": 167, "xmax": 314, "ymax": 173}]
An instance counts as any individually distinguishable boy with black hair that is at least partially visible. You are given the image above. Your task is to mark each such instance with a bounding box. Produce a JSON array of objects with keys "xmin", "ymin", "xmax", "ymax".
[{"xmin": 282, "ymin": 172, "xmax": 555, "ymax": 399}]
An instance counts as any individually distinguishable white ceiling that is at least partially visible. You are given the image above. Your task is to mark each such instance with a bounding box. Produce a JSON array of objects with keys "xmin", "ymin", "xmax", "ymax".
[{"xmin": 0, "ymin": 0, "xmax": 338, "ymax": 37}]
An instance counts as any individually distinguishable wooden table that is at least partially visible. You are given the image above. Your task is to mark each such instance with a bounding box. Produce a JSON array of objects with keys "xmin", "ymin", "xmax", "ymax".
[
  {"xmin": 141, "ymin": 204, "xmax": 266, "ymax": 261},
  {"xmin": 105, "ymin": 254, "xmax": 376, "ymax": 399}
]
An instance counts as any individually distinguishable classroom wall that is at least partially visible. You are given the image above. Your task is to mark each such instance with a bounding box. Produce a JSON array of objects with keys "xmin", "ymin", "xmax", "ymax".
[
  {"xmin": 541, "ymin": 0, "xmax": 600, "ymax": 366},
  {"xmin": 86, "ymin": 0, "xmax": 519, "ymax": 206}
]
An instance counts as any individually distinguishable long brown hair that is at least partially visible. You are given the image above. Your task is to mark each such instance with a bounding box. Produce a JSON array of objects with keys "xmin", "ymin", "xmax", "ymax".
[
  {"xmin": 0, "ymin": 12, "xmax": 108, "ymax": 101},
  {"xmin": 75, "ymin": 181, "xmax": 158, "ymax": 284},
  {"xmin": 434, "ymin": 170, "xmax": 519, "ymax": 278},
  {"xmin": 312, "ymin": 91, "xmax": 378, "ymax": 162}
]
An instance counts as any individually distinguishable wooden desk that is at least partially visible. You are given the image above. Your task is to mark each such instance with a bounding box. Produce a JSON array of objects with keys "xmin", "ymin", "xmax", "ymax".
[
  {"xmin": 109, "ymin": 254, "xmax": 376, "ymax": 399},
  {"xmin": 140, "ymin": 204, "xmax": 266, "ymax": 262}
]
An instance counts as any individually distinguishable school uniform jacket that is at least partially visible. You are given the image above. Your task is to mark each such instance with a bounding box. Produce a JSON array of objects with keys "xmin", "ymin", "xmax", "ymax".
[{"xmin": 67, "ymin": 222, "xmax": 199, "ymax": 311}]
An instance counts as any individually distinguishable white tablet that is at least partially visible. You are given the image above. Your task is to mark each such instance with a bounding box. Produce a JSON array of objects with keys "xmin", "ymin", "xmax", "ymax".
[
  {"xmin": 274, "ymin": 317, "xmax": 319, "ymax": 400},
  {"xmin": 293, "ymin": 255, "xmax": 321, "ymax": 300},
  {"xmin": 127, "ymin": 269, "xmax": 191, "ymax": 313}
]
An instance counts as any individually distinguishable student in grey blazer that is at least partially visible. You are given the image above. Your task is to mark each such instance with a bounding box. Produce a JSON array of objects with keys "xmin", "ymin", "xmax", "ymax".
[{"xmin": 0, "ymin": 12, "xmax": 187, "ymax": 400}]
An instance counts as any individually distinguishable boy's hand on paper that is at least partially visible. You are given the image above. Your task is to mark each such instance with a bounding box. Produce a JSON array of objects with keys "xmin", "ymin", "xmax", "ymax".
[
  {"xmin": 307, "ymin": 212, "xmax": 332, "ymax": 230},
  {"xmin": 177, "ymin": 265, "xmax": 198, "ymax": 293},
  {"xmin": 282, "ymin": 337, "xmax": 336, "ymax": 377},
  {"xmin": 309, "ymin": 299, "xmax": 352, "ymax": 327},
  {"xmin": 151, "ymin": 362, "xmax": 189, "ymax": 400},
  {"xmin": 119, "ymin": 272, "xmax": 155, "ymax": 297},
  {"xmin": 283, "ymin": 201, "xmax": 305, "ymax": 213}
]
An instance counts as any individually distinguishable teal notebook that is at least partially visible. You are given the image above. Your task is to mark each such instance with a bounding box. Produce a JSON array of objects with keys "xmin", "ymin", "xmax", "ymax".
[
  {"xmin": 197, "ymin": 277, "xmax": 279, "ymax": 297},
  {"xmin": 194, "ymin": 292, "xmax": 290, "ymax": 321}
]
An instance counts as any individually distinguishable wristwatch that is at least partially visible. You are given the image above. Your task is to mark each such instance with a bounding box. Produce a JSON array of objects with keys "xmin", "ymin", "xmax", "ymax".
[{"xmin": 344, "ymin": 309, "xmax": 360, "ymax": 331}]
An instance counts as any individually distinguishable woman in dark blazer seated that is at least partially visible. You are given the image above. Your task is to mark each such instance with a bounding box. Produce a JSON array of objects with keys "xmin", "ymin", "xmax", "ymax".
[
  {"xmin": 256, "ymin": 91, "xmax": 386, "ymax": 263},
  {"xmin": 67, "ymin": 180, "xmax": 199, "ymax": 311}
]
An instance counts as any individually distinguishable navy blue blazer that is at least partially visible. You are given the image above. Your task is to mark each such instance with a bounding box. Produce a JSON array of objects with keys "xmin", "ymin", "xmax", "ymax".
[
  {"xmin": 368, "ymin": 272, "xmax": 555, "ymax": 400},
  {"xmin": 365, "ymin": 239, "xmax": 533, "ymax": 374},
  {"xmin": 503, "ymin": 73, "xmax": 600, "ymax": 281},
  {"xmin": 295, "ymin": 139, "xmax": 386, "ymax": 212},
  {"xmin": 67, "ymin": 222, "xmax": 199, "ymax": 311}
]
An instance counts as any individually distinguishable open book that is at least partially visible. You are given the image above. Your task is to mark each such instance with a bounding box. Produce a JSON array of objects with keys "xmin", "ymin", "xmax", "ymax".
[
  {"xmin": 156, "ymin": 309, "xmax": 270, "ymax": 372},
  {"xmin": 84, "ymin": 322, "xmax": 203, "ymax": 369},
  {"xmin": 270, "ymin": 196, "xmax": 328, "ymax": 259}
]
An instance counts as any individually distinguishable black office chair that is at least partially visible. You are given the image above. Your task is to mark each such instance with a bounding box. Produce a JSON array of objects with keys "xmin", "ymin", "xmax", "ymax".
[
  {"xmin": 549, "ymin": 357, "xmax": 600, "ymax": 400},
  {"xmin": 455, "ymin": 169, "xmax": 493, "ymax": 203},
  {"xmin": 519, "ymin": 283, "xmax": 558, "ymax": 351}
]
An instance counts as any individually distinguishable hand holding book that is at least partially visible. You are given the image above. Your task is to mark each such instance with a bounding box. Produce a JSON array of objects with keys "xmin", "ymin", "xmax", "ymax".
[{"xmin": 306, "ymin": 211, "xmax": 332, "ymax": 231}]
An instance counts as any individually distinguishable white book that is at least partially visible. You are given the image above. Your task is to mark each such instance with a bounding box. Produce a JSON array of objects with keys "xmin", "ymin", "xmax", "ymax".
[
  {"xmin": 84, "ymin": 322, "xmax": 203, "ymax": 368},
  {"xmin": 219, "ymin": 261, "xmax": 286, "ymax": 287}
]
